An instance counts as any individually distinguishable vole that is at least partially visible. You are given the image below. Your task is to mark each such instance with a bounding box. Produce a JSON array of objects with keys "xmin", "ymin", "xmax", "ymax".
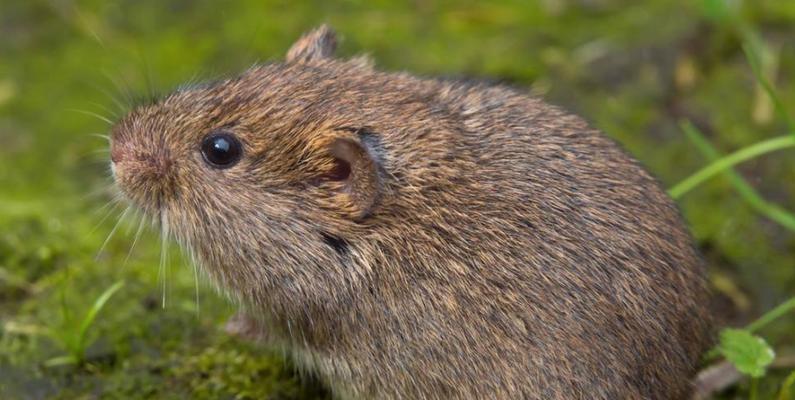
[{"xmin": 110, "ymin": 25, "xmax": 711, "ymax": 399}]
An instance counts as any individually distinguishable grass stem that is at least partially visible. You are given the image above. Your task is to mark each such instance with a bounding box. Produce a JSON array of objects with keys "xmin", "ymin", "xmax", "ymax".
[
  {"xmin": 679, "ymin": 121, "xmax": 795, "ymax": 232},
  {"xmin": 669, "ymin": 135, "xmax": 795, "ymax": 199}
]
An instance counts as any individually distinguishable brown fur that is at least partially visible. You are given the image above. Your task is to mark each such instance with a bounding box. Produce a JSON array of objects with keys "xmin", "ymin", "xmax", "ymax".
[{"xmin": 111, "ymin": 25, "xmax": 712, "ymax": 399}]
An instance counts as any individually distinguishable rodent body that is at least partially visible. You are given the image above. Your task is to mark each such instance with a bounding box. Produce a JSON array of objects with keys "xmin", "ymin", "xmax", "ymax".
[{"xmin": 111, "ymin": 26, "xmax": 711, "ymax": 399}]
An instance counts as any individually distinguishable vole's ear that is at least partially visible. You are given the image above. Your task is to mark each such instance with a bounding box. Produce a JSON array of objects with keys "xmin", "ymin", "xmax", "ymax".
[
  {"xmin": 320, "ymin": 129, "xmax": 382, "ymax": 221},
  {"xmin": 286, "ymin": 25, "xmax": 337, "ymax": 63}
]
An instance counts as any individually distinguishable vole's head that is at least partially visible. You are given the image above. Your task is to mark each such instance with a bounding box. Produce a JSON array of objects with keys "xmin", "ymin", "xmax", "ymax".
[{"xmin": 110, "ymin": 26, "xmax": 390, "ymax": 303}]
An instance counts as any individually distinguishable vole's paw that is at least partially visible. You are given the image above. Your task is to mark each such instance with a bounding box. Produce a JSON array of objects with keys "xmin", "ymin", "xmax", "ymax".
[{"xmin": 224, "ymin": 312, "xmax": 267, "ymax": 342}]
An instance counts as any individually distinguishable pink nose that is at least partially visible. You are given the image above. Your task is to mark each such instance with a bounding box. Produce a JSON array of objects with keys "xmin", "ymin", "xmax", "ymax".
[{"xmin": 109, "ymin": 135, "xmax": 173, "ymax": 180}]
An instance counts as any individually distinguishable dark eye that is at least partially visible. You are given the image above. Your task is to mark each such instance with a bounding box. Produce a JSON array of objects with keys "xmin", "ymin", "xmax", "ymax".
[{"xmin": 201, "ymin": 132, "xmax": 243, "ymax": 168}]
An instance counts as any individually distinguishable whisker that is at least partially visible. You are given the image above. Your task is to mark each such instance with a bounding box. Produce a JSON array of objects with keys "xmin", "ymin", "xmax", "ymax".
[
  {"xmin": 67, "ymin": 108, "xmax": 114, "ymax": 126},
  {"xmin": 92, "ymin": 74, "xmax": 131, "ymax": 115},
  {"xmin": 85, "ymin": 26, "xmax": 105, "ymax": 49},
  {"xmin": 82, "ymin": 184, "xmax": 114, "ymax": 204},
  {"xmin": 86, "ymin": 101, "xmax": 119, "ymax": 121},
  {"xmin": 87, "ymin": 133, "xmax": 111, "ymax": 143},
  {"xmin": 89, "ymin": 199, "xmax": 122, "ymax": 234},
  {"xmin": 96, "ymin": 206, "xmax": 131, "ymax": 260},
  {"xmin": 159, "ymin": 211, "xmax": 170, "ymax": 309},
  {"xmin": 139, "ymin": 52, "xmax": 157, "ymax": 101},
  {"xmin": 85, "ymin": 182, "xmax": 118, "ymax": 205},
  {"xmin": 75, "ymin": 147, "xmax": 111, "ymax": 162},
  {"xmin": 191, "ymin": 248, "xmax": 201, "ymax": 317},
  {"xmin": 107, "ymin": 69, "xmax": 138, "ymax": 107},
  {"xmin": 86, "ymin": 148, "xmax": 111, "ymax": 156},
  {"xmin": 123, "ymin": 213, "xmax": 147, "ymax": 268},
  {"xmin": 165, "ymin": 238, "xmax": 171, "ymax": 310},
  {"xmin": 158, "ymin": 231, "xmax": 165, "ymax": 308},
  {"xmin": 100, "ymin": 69, "xmax": 136, "ymax": 110},
  {"xmin": 194, "ymin": 271, "xmax": 200, "ymax": 316}
]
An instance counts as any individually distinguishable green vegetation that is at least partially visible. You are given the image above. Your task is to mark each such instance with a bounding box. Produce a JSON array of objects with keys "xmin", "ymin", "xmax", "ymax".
[
  {"xmin": 45, "ymin": 280, "xmax": 125, "ymax": 367},
  {"xmin": 1, "ymin": 0, "xmax": 793, "ymax": 398}
]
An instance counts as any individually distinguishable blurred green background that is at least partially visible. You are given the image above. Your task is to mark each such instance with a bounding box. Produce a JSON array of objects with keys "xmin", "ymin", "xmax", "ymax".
[{"xmin": 1, "ymin": 0, "xmax": 793, "ymax": 398}]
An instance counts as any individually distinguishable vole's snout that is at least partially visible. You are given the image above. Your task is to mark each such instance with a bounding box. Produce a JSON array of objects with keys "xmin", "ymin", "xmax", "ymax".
[
  {"xmin": 110, "ymin": 138, "xmax": 172, "ymax": 178},
  {"xmin": 109, "ymin": 130, "xmax": 176, "ymax": 210}
]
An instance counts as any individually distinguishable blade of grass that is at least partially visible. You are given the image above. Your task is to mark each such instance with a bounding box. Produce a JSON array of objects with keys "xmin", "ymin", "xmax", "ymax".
[
  {"xmin": 668, "ymin": 134, "xmax": 795, "ymax": 199},
  {"xmin": 58, "ymin": 273, "xmax": 76, "ymax": 354},
  {"xmin": 680, "ymin": 121, "xmax": 795, "ymax": 232},
  {"xmin": 75, "ymin": 281, "xmax": 124, "ymax": 356},
  {"xmin": 705, "ymin": 0, "xmax": 794, "ymax": 135},
  {"xmin": 742, "ymin": 43, "xmax": 794, "ymax": 134},
  {"xmin": 746, "ymin": 296, "xmax": 795, "ymax": 334},
  {"xmin": 778, "ymin": 370, "xmax": 795, "ymax": 400}
]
